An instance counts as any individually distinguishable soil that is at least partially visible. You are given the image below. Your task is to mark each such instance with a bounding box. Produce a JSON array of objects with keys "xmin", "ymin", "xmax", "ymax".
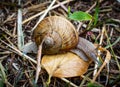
[{"xmin": 0, "ymin": 0, "xmax": 120, "ymax": 87}]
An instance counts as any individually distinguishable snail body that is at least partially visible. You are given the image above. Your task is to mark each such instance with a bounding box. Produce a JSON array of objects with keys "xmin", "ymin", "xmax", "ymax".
[{"xmin": 33, "ymin": 16, "xmax": 78, "ymax": 54}]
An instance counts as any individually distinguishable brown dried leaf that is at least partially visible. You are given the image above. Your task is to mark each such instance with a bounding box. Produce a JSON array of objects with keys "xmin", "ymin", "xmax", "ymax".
[{"xmin": 41, "ymin": 52, "xmax": 92, "ymax": 78}]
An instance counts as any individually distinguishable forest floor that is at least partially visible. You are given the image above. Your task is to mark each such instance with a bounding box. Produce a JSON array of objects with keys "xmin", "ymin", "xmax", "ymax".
[{"xmin": 0, "ymin": 0, "xmax": 120, "ymax": 87}]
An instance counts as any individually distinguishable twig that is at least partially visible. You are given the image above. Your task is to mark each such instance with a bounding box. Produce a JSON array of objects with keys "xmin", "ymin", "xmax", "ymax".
[
  {"xmin": 109, "ymin": 28, "xmax": 114, "ymax": 39},
  {"xmin": 3, "ymin": 35, "xmax": 14, "ymax": 46},
  {"xmin": 0, "ymin": 27, "xmax": 13, "ymax": 37},
  {"xmin": 56, "ymin": 1, "xmax": 68, "ymax": 12},
  {"xmin": 31, "ymin": 0, "xmax": 56, "ymax": 31},
  {"xmin": 93, "ymin": 24, "xmax": 105, "ymax": 76},
  {"xmin": 86, "ymin": 2, "xmax": 97, "ymax": 13},
  {"xmin": 35, "ymin": 43, "xmax": 43, "ymax": 83},
  {"xmin": 3, "ymin": 13, "xmax": 16, "ymax": 24},
  {"xmin": 0, "ymin": 39, "xmax": 37, "ymax": 64},
  {"xmin": 22, "ymin": 0, "xmax": 73, "ymax": 24},
  {"xmin": 106, "ymin": 61, "xmax": 109, "ymax": 86},
  {"xmin": 25, "ymin": 70, "xmax": 33, "ymax": 86},
  {"xmin": 61, "ymin": 78, "xmax": 78, "ymax": 87},
  {"xmin": 33, "ymin": 0, "xmax": 56, "ymax": 83},
  {"xmin": 12, "ymin": 22, "xmax": 17, "ymax": 37},
  {"xmin": 92, "ymin": 25, "xmax": 111, "ymax": 82},
  {"xmin": 26, "ymin": 1, "xmax": 50, "ymax": 12},
  {"xmin": 92, "ymin": 47, "xmax": 111, "ymax": 82}
]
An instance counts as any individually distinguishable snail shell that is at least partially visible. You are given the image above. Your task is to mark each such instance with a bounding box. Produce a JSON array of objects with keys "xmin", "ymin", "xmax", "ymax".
[{"xmin": 33, "ymin": 16, "xmax": 78, "ymax": 54}]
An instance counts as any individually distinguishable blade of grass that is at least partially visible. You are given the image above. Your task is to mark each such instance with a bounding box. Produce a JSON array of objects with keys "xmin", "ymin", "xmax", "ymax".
[
  {"xmin": 81, "ymin": 75, "xmax": 104, "ymax": 87},
  {"xmin": 93, "ymin": 1, "xmax": 99, "ymax": 26},
  {"xmin": 17, "ymin": 0, "xmax": 24, "ymax": 50},
  {"xmin": 0, "ymin": 62, "xmax": 7, "ymax": 84},
  {"xmin": 79, "ymin": 72, "xmax": 92, "ymax": 87},
  {"xmin": 105, "ymin": 36, "xmax": 120, "ymax": 49},
  {"xmin": 104, "ymin": 28, "xmax": 120, "ymax": 70}
]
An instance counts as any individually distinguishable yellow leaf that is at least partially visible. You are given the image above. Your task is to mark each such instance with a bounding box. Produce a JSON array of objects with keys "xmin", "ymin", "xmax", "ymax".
[{"xmin": 41, "ymin": 52, "xmax": 91, "ymax": 78}]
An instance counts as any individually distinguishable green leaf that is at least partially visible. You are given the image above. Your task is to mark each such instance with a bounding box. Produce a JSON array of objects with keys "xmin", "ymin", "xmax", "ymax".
[{"xmin": 68, "ymin": 11, "xmax": 92, "ymax": 21}]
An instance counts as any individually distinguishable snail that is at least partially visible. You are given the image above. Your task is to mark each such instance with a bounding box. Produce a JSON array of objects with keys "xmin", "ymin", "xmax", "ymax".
[
  {"xmin": 33, "ymin": 16, "xmax": 79, "ymax": 54},
  {"xmin": 33, "ymin": 16, "xmax": 98, "ymax": 63},
  {"xmin": 33, "ymin": 16, "xmax": 98, "ymax": 83}
]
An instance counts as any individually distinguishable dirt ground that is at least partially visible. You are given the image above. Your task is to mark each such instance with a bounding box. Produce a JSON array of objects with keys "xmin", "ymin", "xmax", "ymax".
[{"xmin": 0, "ymin": 0, "xmax": 120, "ymax": 87}]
